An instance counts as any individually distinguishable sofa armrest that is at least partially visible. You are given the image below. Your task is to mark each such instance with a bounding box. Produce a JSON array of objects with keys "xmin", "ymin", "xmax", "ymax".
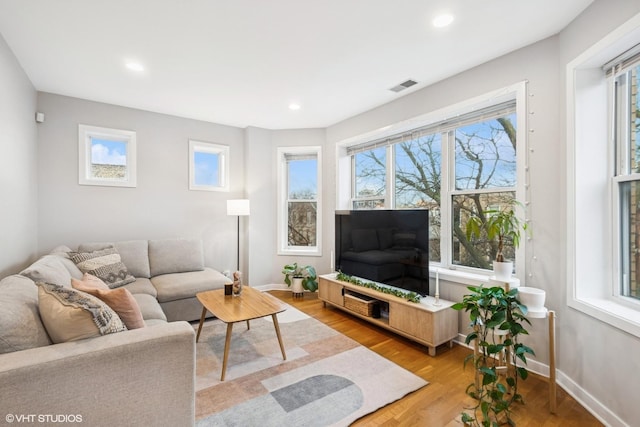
[{"xmin": 0, "ymin": 322, "xmax": 195, "ymax": 427}]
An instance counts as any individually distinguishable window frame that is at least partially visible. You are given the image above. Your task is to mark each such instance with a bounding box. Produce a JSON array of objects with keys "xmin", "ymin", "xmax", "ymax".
[
  {"xmin": 277, "ymin": 146, "xmax": 322, "ymax": 256},
  {"xmin": 337, "ymin": 82, "xmax": 527, "ymax": 278},
  {"xmin": 567, "ymin": 12, "xmax": 640, "ymax": 338},
  {"xmin": 78, "ymin": 124, "xmax": 137, "ymax": 187},
  {"xmin": 612, "ymin": 63, "xmax": 640, "ymax": 303},
  {"xmin": 188, "ymin": 140, "xmax": 229, "ymax": 192}
]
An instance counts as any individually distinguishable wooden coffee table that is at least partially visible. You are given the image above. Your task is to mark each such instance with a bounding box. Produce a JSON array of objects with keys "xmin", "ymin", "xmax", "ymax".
[{"xmin": 195, "ymin": 286, "xmax": 287, "ymax": 381}]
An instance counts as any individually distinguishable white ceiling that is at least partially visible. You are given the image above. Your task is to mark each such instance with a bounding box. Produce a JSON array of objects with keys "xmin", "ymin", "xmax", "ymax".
[{"xmin": 0, "ymin": 0, "xmax": 593, "ymax": 130}]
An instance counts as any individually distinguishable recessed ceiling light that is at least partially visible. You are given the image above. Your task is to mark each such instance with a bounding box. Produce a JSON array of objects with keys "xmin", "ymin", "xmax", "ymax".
[
  {"xmin": 289, "ymin": 103, "xmax": 301, "ymax": 111},
  {"xmin": 125, "ymin": 61, "xmax": 145, "ymax": 72},
  {"xmin": 433, "ymin": 13, "xmax": 454, "ymax": 28}
]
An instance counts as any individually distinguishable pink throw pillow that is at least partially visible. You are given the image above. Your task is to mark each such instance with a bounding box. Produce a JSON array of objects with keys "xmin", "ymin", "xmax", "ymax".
[
  {"xmin": 72, "ymin": 274, "xmax": 145, "ymax": 329},
  {"xmin": 72, "ymin": 273, "xmax": 110, "ymax": 290}
]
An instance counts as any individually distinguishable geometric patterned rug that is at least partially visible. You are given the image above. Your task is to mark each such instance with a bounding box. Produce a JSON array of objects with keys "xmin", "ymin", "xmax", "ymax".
[{"xmin": 194, "ymin": 304, "xmax": 428, "ymax": 426}]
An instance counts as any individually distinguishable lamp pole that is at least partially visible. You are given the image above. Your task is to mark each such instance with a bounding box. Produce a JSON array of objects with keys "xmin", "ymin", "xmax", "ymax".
[
  {"xmin": 227, "ymin": 199, "xmax": 250, "ymax": 273},
  {"xmin": 236, "ymin": 215, "xmax": 240, "ymax": 271}
]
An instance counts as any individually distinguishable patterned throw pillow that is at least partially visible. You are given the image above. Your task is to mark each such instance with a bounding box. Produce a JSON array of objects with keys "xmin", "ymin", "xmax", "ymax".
[
  {"xmin": 37, "ymin": 282, "xmax": 127, "ymax": 343},
  {"xmin": 69, "ymin": 247, "xmax": 135, "ymax": 289},
  {"xmin": 72, "ymin": 273, "xmax": 145, "ymax": 329}
]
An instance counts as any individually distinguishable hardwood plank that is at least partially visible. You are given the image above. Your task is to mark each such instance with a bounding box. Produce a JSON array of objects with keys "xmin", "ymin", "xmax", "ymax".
[{"xmin": 268, "ymin": 290, "xmax": 603, "ymax": 427}]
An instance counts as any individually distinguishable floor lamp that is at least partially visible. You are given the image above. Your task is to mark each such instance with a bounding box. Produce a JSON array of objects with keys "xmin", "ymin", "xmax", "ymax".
[{"xmin": 227, "ymin": 199, "xmax": 250, "ymax": 271}]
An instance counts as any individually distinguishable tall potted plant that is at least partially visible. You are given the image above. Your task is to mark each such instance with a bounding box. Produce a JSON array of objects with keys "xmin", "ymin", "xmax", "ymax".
[
  {"xmin": 465, "ymin": 199, "xmax": 528, "ymax": 280},
  {"xmin": 453, "ymin": 285, "xmax": 535, "ymax": 427},
  {"xmin": 282, "ymin": 263, "xmax": 318, "ymax": 295}
]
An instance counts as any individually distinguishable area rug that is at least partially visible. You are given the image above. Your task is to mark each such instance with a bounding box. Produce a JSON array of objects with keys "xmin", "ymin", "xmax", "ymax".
[{"xmin": 194, "ymin": 304, "xmax": 428, "ymax": 427}]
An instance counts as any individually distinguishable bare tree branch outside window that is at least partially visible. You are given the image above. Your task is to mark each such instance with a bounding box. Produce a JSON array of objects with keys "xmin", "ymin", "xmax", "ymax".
[{"xmin": 352, "ymin": 113, "xmax": 517, "ymax": 269}]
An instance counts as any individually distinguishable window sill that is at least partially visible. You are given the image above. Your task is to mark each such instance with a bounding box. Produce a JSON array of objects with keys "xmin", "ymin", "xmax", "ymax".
[
  {"xmin": 568, "ymin": 296, "xmax": 640, "ymax": 339},
  {"xmin": 278, "ymin": 248, "xmax": 322, "ymax": 257},
  {"xmin": 429, "ymin": 266, "xmax": 522, "ymax": 288}
]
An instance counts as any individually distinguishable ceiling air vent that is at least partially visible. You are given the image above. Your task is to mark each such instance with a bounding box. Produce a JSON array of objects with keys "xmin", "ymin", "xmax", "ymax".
[{"xmin": 389, "ymin": 79, "xmax": 418, "ymax": 93}]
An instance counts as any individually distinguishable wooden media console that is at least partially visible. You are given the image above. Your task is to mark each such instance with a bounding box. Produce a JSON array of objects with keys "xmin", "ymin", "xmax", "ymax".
[{"xmin": 318, "ymin": 274, "xmax": 458, "ymax": 356}]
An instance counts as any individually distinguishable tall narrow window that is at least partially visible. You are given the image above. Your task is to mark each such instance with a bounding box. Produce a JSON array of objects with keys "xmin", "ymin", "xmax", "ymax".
[
  {"xmin": 278, "ymin": 146, "xmax": 322, "ymax": 255},
  {"xmin": 567, "ymin": 23, "xmax": 640, "ymax": 337},
  {"xmin": 78, "ymin": 125, "xmax": 136, "ymax": 187},
  {"xmin": 615, "ymin": 61, "xmax": 640, "ymax": 299}
]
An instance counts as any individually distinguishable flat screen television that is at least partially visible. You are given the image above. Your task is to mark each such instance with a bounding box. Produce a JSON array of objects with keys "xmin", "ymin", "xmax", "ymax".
[{"xmin": 335, "ymin": 209, "xmax": 429, "ymax": 296}]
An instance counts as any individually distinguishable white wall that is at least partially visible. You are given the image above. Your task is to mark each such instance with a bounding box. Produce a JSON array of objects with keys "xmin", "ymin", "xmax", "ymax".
[
  {"xmin": 325, "ymin": 1, "xmax": 640, "ymax": 425},
  {"xmin": 0, "ymin": 33, "xmax": 37, "ymax": 276},
  {"xmin": 35, "ymin": 93, "xmax": 245, "ymax": 272},
  {"xmin": 245, "ymin": 127, "xmax": 329, "ymax": 286}
]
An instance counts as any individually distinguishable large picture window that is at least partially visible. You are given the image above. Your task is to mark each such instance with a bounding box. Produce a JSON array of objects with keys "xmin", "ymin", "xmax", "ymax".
[
  {"xmin": 340, "ymin": 83, "xmax": 525, "ymax": 274},
  {"xmin": 277, "ymin": 146, "xmax": 322, "ymax": 256},
  {"xmin": 78, "ymin": 125, "xmax": 136, "ymax": 187}
]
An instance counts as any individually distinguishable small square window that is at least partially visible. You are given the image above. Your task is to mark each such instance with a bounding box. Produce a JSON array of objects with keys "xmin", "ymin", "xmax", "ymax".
[
  {"xmin": 78, "ymin": 125, "xmax": 136, "ymax": 187},
  {"xmin": 189, "ymin": 140, "xmax": 229, "ymax": 192}
]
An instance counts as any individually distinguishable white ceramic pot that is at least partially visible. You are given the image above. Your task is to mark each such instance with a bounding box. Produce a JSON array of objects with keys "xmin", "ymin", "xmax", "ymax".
[
  {"xmin": 493, "ymin": 261, "xmax": 513, "ymax": 281},
  {"xmin": 517, "ymin": 287, "xmax": 547, "ymax": 318},
  {"xmin": 291, "ymin": 277, "xmax": 304, "ymax": 295}
]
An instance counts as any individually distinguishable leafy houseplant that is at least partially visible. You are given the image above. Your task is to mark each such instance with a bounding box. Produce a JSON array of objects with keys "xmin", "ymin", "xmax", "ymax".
[
  {"xmin": 465, "ymin": 199, "xmax": 528, "ymax": 279},
  {"xmin": 282, "ymin": 263, "xmax": 318, "ymax": 292},
  {"xmin": 452, "ymin": 285, "xmax": 535, "ymax": 427}
]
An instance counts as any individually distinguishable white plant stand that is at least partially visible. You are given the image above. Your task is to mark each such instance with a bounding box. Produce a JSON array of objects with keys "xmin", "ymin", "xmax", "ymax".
[{"xmin": 481, "ymin": 278, "xmax": 557, "ymax": 414}]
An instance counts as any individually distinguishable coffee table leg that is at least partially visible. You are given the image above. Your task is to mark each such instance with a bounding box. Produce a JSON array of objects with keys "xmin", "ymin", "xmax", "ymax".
[
  {"xmin": 220, "ymin": 322, "xmax": 234, "ymax": 381},
  {"xmin": 271, "ymin": 314, "xmax": 287, "ymax": 361},
  {"xmin": 195, "ymin": 306, "xmax": 207, "ymax": 343}
]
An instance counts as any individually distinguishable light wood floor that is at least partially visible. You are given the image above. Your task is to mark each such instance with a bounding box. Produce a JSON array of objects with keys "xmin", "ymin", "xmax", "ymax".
[{"xmin": 268, "ymin": 290, "xmax": 603, "ymax": 427}]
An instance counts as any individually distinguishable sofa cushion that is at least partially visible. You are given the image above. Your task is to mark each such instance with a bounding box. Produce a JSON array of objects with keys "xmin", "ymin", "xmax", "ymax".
[
  {"xmin": 20, "ymin": 255, "xmax": 73, "ymax": 287},
  {"xmin": 148, "ymin": 239, "xmax": 204, "ymax": 277},
  {"xmin": 50, "ymin": 246, "xmax": 84, "ymax": 279},
  {"xmin": 37, "ymin": 282, "xmax": 127, "ymax": 343},
  {"xmin": 0, "ymin": 275, "xmax": 52, "ymax": 354},
  {"xmin": 72, "ymin": 274, "xmax": 145, "ymax": 330},
  {"xmin": 133, "ymin": 293, "xmax": 167, "ymax": 322},
  {"xmin": 79, "ymin": 240, "xmax": 151, "ymax": 278},
  {"xmin": 122, "ymin": 277, "xmax": 158, "ymax": 297},
  {"xmin": 144, "ymin": 318, "xmax": 168, "ymax": 327},
  {"xmin": 351, "ymin": 229, "xmax": 379, "ymax": 252},
  {"xmin": 151, "ymin": 267, "xmax": 229, "ymax": 303},
  {"xmin": 69, "ymin": 247, "xmax": 135, "ymax": 289}
]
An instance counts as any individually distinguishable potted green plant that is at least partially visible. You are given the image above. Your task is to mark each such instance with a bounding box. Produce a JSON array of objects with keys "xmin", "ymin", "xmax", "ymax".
[
  {"xmin": 282, "ymin": 263, "xmax": 318, "ymax": 295},
  {"xmin": 452, "ymin": 285, "xmax": 535, "ymax": 427},
  {"xmin": 465, "ymin": 198, "xmax": 528, "ymax": 280}
]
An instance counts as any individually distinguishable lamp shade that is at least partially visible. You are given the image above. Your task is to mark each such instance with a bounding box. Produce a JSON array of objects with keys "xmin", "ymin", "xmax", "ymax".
[{"xmin": 227, "ymin": 199, "xmax": 250, "ymax": 216}]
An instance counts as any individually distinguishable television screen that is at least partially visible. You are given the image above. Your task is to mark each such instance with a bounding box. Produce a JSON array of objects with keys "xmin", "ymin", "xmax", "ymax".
[{"xmin": 335, "ymin": 209, "xmax": 429, "ymax": 296}]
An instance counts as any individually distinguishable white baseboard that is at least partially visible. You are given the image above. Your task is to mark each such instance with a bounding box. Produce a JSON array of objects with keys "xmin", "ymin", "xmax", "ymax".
[{"xmin": 555, "ymin": 370, "xmax": 626, "ymax": 426}]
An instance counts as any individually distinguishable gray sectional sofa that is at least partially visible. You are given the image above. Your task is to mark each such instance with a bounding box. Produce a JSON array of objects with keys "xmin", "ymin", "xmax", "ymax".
[{"xmin": 0, "ymin": 238, "xmax": 231, "ymax": 427}]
